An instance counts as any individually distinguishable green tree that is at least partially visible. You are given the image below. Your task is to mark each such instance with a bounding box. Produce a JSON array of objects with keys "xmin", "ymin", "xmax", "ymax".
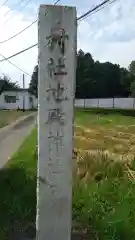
[
  {"xmin": 129, "ymin": 61, "xmax": 135, "ymax": 75},
  {"xmin": 0, "ymin": 75, "xmax": 19, "ymax": 95},
  {"xmin": 130, "ymin": 80, "xmax": 135, "ymax": 97},
  {"xmin": 76, "ymin": 50, "xmax": 95, "ymax": 98},
  {"xmin": 128, "ymin": 61, "xmax": 135, "ymax": 97},
  {"xmin": 30, "ymin": 51, "xmax": 133, "ymax": 99},
  {"xmin": 76, "ymin": 51, "xmax": 130, "ymax": 99},
  {"xmin": 29, "ymin": 65, "xmax": 38, "ymax": 97}
]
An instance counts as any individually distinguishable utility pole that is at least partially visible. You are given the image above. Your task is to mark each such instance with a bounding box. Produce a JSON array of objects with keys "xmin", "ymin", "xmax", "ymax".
[
  {"xmin": 23, "ymin": 73, "xmax": 25, "ymax": 111},
  {"xmin": 37, "ymin": 4, "xmax": 77, "ymax": 240}
]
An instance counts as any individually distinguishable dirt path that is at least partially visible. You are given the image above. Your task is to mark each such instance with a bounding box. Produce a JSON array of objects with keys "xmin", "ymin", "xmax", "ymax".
[{"xmin": 0, "ymin": 114, "xmax": 36, "ymax": 168}]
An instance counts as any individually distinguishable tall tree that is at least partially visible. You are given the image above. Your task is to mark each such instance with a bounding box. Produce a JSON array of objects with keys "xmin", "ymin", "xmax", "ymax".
[
  {"xmin": 29, "ymin": 65, "xmax": 38, "ymax": 97},
  {"xmin": 129, "ymin": 61, "xmax": 135, "ymax": 97},
  {"xmin": 30, "ymin": 51, "xmax": 133, "ymax": 99},
  {"xmin": 76, "ymin": 50, "xmax": 95, "ymax": 98},
  {"xmin": 129, "ymin": 61, "xmax": 135, "ymax": 75},
  {"xmin": 0, "ymin": 75, "xmax": 19, "ymax": 95},
  {"xmin": 130, "ymin": 80, "xmax": 135, "ymax": 97}
]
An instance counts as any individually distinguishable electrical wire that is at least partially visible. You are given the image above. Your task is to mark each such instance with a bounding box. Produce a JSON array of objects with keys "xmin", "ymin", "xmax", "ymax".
[
  {"xmin": 4, "ymin": 0, "xmax": 25, "ymax": 17},
  {"xmin": 77, "ymin": 0, "xmax": 117, "ymax": 21},
  {"xmin": 16, "ymin": 0, "xmax": 35, "ymax": 14},
  {"xmin": 0, "ymin": 0, "xmax": 117, "ymax": 63},
  {"xmin": 78, "ymin": 0, "xmax": 118, "ymax": 22},
  {"xmin": 0, "ymin": 0, "xmax": 117, "ymax": 46},
  {"xmin": 0, "ymin": 43, "xmax": 38, "ymax": 63},
  {"xmin": 54, "ymin": 0, "xmax": 61, "ymax": 4},
  {"xmin": 0, "ymin": 19, "xmax": 37, "ymax": 44},
  {"xmin": 0, "ymin": 0, "xmax": 60, "ymax": 77},
  {"xmin": 0, "ymin": 52, "xmax": 31, "ymax": 76},
  {"xmin": 8, "ymin": 0, "xmax": 59, "ymax": 20},
  {"xmin": 0, "ymin": 0, "xmax": 9, "ymax": 8},
  {"xmin": 3, "ymin": 0, "xmax": 36, "ymax": 24},
  {"xmin": 1, "ymin": 0, "xmax": 59, "ymax": 42}
]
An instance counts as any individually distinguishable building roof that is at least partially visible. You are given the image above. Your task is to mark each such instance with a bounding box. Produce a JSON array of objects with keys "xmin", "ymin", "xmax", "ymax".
[
  {"xmin": 2, "ymin": 89, "xmax": 37, "ymax": 97},
  {"xmin": 3, "ymin": 88, "xmax": 29, "ymax": 92}
]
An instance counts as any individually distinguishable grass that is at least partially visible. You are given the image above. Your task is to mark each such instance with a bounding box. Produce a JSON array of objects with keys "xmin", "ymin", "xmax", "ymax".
[
  {"xmin": 0, "ymin": 128, "xmax": 37, "ymax": 239},
  {"xmin": 0, "ymin": 110, "xmax": 33, "ymax": 128},
  {"xmin": 74, "ymin": 109, "xmax": 135, "ymax": 239},
  {"xmin": 1, "ymin": 109, "xmax": 135, "ymax": 239},
  {"xmin": 73, "ymin": 179, "xmax": 135, "ymax": 239}
]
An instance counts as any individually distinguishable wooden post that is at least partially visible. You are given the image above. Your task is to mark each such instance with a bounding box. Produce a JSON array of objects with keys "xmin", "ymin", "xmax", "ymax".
[{"xmin": 37, "ymin": 5, "xmax": 77, "ymax": 240}]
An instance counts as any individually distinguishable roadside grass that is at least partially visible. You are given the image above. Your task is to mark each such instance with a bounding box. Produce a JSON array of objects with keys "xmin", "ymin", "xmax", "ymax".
[
  {"xmin": 0, "ymin": 128, "xmax": 37, "ymax": 239},
  {"xmin": 0, "ymin": 110, "xmax": 33, "ymax": 128},
  {"xmin": 1, "ymin": 109, "xmax": 135, "ymax": 239}
]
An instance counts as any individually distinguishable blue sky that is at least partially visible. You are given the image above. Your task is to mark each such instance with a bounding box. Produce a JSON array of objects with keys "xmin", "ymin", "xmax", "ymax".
[{"xmin": 0, "ymin": 0, "xmax": 135, "ymax": 87}]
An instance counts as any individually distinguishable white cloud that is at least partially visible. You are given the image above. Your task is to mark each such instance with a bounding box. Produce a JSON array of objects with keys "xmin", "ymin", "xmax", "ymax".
[
  {"xmin": 77, "ymin": 0, "xmax": 135, "ymax": 67},
  {"xmin": 0, "ymin": 0, "xmax": 134, "ymax": 87}
]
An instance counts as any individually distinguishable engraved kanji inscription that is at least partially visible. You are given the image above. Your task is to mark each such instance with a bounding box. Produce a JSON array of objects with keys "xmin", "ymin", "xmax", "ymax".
[
  {"xmin": 46, "ymin": 27, "xmax": 68, "ymax": 54},
  {"xmin": 46, "ymin": 83, "xmax": 68, "ymax": 102},
  {"xmin": 46, "ymin": 108, "xmax": 65, "ymax": 125},
  {"xmin": 47, "ymin": 57, "xmax": 67, "ymax": 77},
  {"xmin": 48, "ymin": 128, "xmax": 64, "ymax": 145},
  {"xmin": 54, "ymin": 57, "xmax": 67, "ymax": 76},
  {"xmin": 47, "ymin": 57, "xmax": 55, "ymax": 77}
]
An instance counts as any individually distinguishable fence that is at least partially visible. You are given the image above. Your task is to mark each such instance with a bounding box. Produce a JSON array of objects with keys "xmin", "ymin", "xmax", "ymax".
[{"xmin": 75, "ymin": 98, "xmax": 135, "ymax": 110}]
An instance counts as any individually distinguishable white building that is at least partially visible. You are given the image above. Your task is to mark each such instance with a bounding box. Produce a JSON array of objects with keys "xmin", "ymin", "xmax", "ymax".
[{"xmin": 0, "ymin": 89, "xmax": 37, "ymax": 110}]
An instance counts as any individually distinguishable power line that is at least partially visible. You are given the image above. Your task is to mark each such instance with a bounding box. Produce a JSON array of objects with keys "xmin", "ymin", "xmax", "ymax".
[
  {"xmin": 4, "ymin": 0, "xmax": 25, "ymax": 17},
  {"xmin": 0, "ymin": 19, "xmax": 37, "ymax": 44},
  {"xmin": 0, "ymin": 0, "xmax": 117, "ymax": 62},
  {"xmin": 0, "ymin": 52, "xmax": 31, "ymax": 76},
  {"xmin": 77, "ymin": 0, "xmax": 117, "ymax": 21},
  {"xmin": 19, "ymin": 0, "xmax": 59, "ymax": 13},
  {"xmin": 0, "ymin": 0, "xmax": 9, "ymax": 8},
  {"xmin": 54, "ymin": 0, "xmax": 61, "ymax": 4},
  {"xmin": 0, "ymin": 43, "xmax": 38, "ymax": 63},
  {"xmin": 3, "ymin": 0, "xmax": 36, "ymax": 24},
  {"xmin": 0, "ymin": 0, "xmax": 60, "ymax": 77},
  {"xmin": 1, "ymin": 0, "xmax": 59, "ymax": 42},
  {"xmin": 78, "ymin": 0, "xmax": 118, "ymax": 22},
  {"xmin": 15, "ymin": 0, "xmax": 35, "ymax": 14}
]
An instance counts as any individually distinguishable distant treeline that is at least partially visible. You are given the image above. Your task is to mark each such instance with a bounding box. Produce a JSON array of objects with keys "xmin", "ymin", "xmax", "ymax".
[{"xmin": 29, "ymin": 50, "xmax": 135, "ymax": 99}]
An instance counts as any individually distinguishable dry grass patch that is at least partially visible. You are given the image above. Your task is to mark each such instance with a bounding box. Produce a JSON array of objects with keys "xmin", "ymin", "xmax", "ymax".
[
  {"xmin": 76, "ymin": 151, "xmax": 128, "ymax": 183},
  {"xmin": 75, "ymin": 121, "xmax": 135, "ymax": 155},
  {"xmin": 0, "ymin": 110, "xmax": 33, "ymax": 128},
  {"xmin": 73, "ymin": 109, "xmax": 135, "ymax": 239},
  {"xmin": 73, "ymin": 148, "xmax": 135, "ymax": 182}
]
